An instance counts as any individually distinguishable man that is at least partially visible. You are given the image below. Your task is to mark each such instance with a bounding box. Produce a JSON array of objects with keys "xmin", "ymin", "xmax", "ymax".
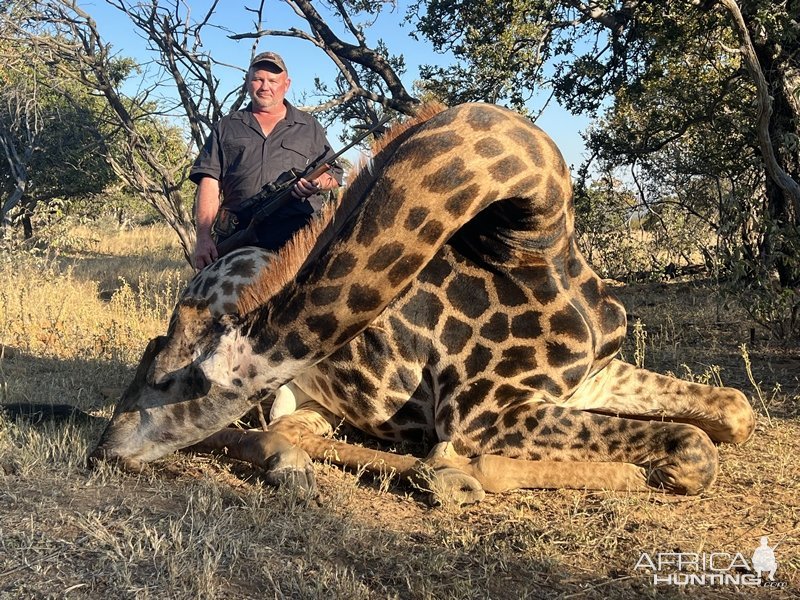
[{"xmin": 190, "ymin": 52, "xmax": 343, "ymax": 270}]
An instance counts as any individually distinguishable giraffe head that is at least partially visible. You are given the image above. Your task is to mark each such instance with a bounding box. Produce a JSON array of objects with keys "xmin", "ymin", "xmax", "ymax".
[
  {"xmin": 88, "ymin": 306, "xmax": 264, "ymax": 470},
  {"xmin": 88, "ymin": 236, "xmax": 331, "ymax": 469}
]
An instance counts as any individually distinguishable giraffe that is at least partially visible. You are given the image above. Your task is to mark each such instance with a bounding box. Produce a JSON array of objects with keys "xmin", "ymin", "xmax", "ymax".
[{"xmin": 90, "ymin": 103, "xmax": 755, "ymax": 502}]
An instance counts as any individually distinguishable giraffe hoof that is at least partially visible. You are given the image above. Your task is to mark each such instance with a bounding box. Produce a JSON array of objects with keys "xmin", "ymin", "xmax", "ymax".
[
  {"xmin": 424, "ymin": 467, "xmax": 486, "ymax": 507},
  {"xmin": 262, "ymin": 447, "xmax": 317, "ymax": 497}
]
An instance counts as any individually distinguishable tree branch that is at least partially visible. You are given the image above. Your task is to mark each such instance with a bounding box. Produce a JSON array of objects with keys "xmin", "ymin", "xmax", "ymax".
[{"xmin": 291, "ymin": 0, "xmax": 416, "ymax": 112}]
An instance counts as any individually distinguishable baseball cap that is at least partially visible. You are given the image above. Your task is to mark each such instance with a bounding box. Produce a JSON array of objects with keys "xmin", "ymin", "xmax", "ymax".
[{"xmin": 249, "ymin": 52, "xmax": 287, "ymax": 73}]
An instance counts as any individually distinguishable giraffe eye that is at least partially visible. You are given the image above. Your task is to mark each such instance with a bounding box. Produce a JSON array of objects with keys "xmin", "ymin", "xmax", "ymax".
[{"xmin": 149, "ymin": 371, "xmax": 175, "ymax": 391}]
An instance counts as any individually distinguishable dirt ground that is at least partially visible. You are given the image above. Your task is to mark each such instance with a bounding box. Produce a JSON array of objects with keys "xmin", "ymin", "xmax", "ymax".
[{"xmin": 1, "ymin": 275, "xmax": 799, "ymax": 599}]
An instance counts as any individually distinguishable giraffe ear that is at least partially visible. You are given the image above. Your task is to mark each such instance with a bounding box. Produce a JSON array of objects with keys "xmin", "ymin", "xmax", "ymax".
[
  {"xmin": 150, "ymin": 301, "xmax": 213, "ymax": 385},
  {"xmin": 126, "ymin": 335, "xmax": 168, "ymax": 389}
]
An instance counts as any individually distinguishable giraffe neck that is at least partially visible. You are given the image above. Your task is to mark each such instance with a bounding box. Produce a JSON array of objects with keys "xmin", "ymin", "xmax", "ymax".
[{"xmin": 240, "ymin": 103, "xmax": 573, "ymax": 378}]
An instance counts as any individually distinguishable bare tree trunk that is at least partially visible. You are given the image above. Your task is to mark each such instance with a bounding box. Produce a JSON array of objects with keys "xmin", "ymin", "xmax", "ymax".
[
  {"xmin": 0, "ymin": 94, "xmax": 35, "ymax": 232},
  {"xmin": 719, "ymin": 0, "xmax": 800, "ymax": 287},
  {"xmin": 0, "ymin": 187, "xmax": 25, "ymax": 232},
  {"xmin": 32, "ymin": 1, "xmax": 198, "ymax": 263},
  {"xmin": 21, "ymin": 209, "xmax": 33, "ymax": 239}
]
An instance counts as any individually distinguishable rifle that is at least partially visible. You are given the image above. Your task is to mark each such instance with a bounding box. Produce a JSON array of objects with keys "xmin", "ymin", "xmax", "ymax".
[{"xmin": 214, "ymin": 115, "xmax": 392, "ymax": 257}]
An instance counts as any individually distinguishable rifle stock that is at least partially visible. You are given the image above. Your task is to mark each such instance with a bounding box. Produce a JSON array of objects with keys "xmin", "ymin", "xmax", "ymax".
[{"xmin": 215, "ymin": 225, "xmax": 259, "ymax": 257}]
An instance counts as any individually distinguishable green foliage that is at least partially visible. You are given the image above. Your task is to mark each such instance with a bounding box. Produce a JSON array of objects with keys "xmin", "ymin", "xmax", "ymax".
[
  {"xmin": 574, "ymin": 175, "xmax": 710, "ymax": 280},
  {"xmin": 411, "ymin": 0, "xmax": 800, "ymax": 338},
  {"xmin": 411, "ymin": 0, "xmax": 562, "ymax": 112},
  {"xmin": 574, "ymin": 176, "xmax": 638, "ymax": 277},
  {"xmin": 722, "ymin": 216, "xmax": 800, "ymax": 339},
  {"xmin": 109, "ymin": 97, "xmax": 192, "ymax": 186},
  {"xmin": 0, "ymin": 46, "xmax": 118, "ymax": 230},
  {"xmin": 26, "ymin": 99, "xmax": 116, "ymax": 200}
]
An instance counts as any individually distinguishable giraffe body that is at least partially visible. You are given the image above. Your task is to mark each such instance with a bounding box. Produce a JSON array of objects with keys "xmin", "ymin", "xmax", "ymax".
[{"xmin": 91, "ymin": 103, "xmax": 754, "ymax": 496}]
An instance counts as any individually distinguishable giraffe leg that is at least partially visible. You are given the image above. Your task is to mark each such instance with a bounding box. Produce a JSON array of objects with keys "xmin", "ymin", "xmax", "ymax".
[
  {"xmin": 420, "ymin": 442, "xmax": 648, "ymax": 496},
  {"xmin": 294, "ymin": 436, "xmax": 649, "ymax": 502},
  {"xmin": 410, "ymin": 442, "xmax": 649, "ymax": 504},
  {"xmin": 194, "ymin": 397, "xmax": 338, "ymax": 494},
  {"xmin": 263, "ymin": 433, "xmax": 644, "ymax": 504},
  {"xmin": 189, "ymin": 425, "xmax": 429, "ymax": 500},
  {"xmin": 453, "ymin": 403, "xmax": 719, "ymax": 495},
  {"xmin": 564, "ymin": 360, "xmax": 755, "ymax": 444},
  {"xmin": 267, "ymin": 397, "xmax": 339, "ymax": 441},
  {"xmin": 192, "ymin": 423, "xmax": 648, "ymax": 503},
  {"xmin": 264, "ymin": 387, "xmax": 653, "ymax": 499},
  {"xmin": 415, "ymin": 442, "xmax": 486, "ymax": 505},
  {"xmin": 186, "ymin": 428, "xmax": 317, "ymax": 494}
]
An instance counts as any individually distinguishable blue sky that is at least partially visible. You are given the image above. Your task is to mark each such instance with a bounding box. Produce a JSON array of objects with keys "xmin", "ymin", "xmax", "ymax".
[{"xmin": 81, "ymin": 0, "xmax": 588, "ymax": 168}]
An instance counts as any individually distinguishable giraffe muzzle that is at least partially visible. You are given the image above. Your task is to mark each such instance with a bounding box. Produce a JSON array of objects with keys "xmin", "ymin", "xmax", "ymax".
[{"xmin": 87, "ymin": 444, "xmax": 145, "ymax": 473}]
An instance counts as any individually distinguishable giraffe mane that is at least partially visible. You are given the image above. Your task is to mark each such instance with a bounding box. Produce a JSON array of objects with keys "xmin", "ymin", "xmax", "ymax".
[{"xmin": 235, "ymin": 102, "xmax": 448, "ymax": 316}]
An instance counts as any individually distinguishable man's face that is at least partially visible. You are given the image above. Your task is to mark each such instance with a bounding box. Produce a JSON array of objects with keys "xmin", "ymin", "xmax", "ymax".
[{"xmin": 247, "ymin": 66, "xmax": 290, "ymax": 111}]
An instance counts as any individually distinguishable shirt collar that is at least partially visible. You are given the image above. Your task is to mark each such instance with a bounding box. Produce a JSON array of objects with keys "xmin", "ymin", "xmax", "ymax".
[{"xmin": 233, "ymin": 100, "xmax": 311, "ymax": 127}]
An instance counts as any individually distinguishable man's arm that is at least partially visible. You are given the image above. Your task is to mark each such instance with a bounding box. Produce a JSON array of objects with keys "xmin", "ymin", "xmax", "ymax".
[{"xmin": 194, "ymin": 176, "xmax": 221, "ymax": 270}]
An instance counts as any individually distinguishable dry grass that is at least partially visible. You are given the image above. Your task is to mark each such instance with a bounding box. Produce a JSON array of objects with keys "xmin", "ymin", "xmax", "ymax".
[{"xmin": 1, "ymin": 223, "xmax": 798, "ymax": 599}]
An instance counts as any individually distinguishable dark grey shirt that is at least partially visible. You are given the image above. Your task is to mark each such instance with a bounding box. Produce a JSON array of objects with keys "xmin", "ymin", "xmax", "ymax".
[{"xmin": 190, "ymin": 101, "xmax": 342, "ymax": 220}]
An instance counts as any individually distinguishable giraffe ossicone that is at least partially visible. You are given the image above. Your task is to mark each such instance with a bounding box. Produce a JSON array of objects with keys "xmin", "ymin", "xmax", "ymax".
[{"xmin": 90, "ymin": 103, "xmax": 755, "ymax": 501}]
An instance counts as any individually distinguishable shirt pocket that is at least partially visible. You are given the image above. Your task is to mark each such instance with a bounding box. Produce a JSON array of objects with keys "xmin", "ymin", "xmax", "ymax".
[
  {"xmin": 222, "ymin": 137, "xmax": 250, "ymax": 172},
  {"xmin": 280, "ymin": 138, "xmax": 313, "ymax": 166}
]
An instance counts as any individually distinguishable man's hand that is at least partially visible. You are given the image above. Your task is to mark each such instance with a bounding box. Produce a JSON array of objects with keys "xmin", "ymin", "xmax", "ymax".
[
  {"xmin": 193, "ymin": 177, "xmax": 221, "ymax": 271},
  {"xmin": 291, "ymin": 177, "xmax": 321, "ymax": 199},
  {"xmin": 194, "ymin": 232, "xmax": 218, "ymax": 271}
]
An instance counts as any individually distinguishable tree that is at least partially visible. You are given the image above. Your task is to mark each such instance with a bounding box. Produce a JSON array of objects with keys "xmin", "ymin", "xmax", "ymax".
[
  {"xmin": 0, "ymin": 37, "xmax": 116, "ymax": 237},
  {"xmin": 576, "ymin": 2, "xmax": 800, "ymax": 336},
  {"xmin": 9, "ymin": 2, "xmax": 200, "ymax": 262},
  {"xmin": 0, "ymin": 61, "xmax": 39, "ymax": 232},
  {"xmin": 4, "ymin": 0, "xmax": 418, "ymax": 263},
  {"xmin": 411, "ymin": 0, "xmax": 799, "ymax": 336}
]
